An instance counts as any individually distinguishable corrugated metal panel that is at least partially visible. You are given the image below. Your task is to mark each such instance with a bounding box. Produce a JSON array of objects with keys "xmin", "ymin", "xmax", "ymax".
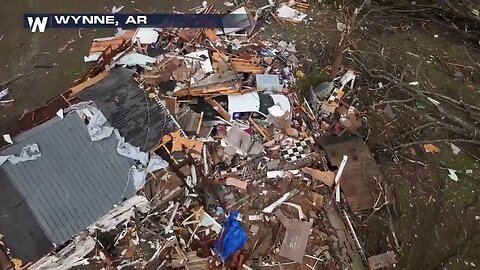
[{"xmin": 0, "ymin": 112, "xmax": 135, "ymax": 244}]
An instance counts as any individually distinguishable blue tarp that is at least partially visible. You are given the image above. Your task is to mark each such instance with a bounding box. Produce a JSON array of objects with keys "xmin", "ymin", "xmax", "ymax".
[{"xmin": 213, "ymin": 210, "xmax": 247, "ymax": 262}]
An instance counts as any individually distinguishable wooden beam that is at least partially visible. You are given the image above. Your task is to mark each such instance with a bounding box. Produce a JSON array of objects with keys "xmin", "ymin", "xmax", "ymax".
[
  {"xmin": 196, "ymin": 112, "xmax": 204, "ymax": 135},
  {"xmin": 300, "ymin": 104, "xmax": 316, "ymax": 121},
  {"xmin": 163, "ymin": 145, "xmax": 179, "ymax": 165},
  {"xmin": 69, "ymin": 71, "xmax": 109, "ymax": 95},
  {"xmin": 248, "ymin": 117, "xmax": 270, "ymax": 140},
  {"xmin": 164, "ymin": 96, "xmax": 178, "ymax": 118},
  {"xmin": 140, "ymin": 74, "xmax": 162, "ymax": 79},
  {"xmin": 205, "ymin": 28, "xmax": 218, "ymax": 41},
  {"xmin": 230, "ymin": 61, "xmax": 264, "ymax": 73},
  {"xmin": 60, "ymin": 93, "xmax": 72, "ymax": 106},
  {"xmin": 204, "ymin": 98, "xmax": 231, "ymax": 121},
  {"xmin": 173, "ymin": 85, "xmax": 240, "ymax": 97}
]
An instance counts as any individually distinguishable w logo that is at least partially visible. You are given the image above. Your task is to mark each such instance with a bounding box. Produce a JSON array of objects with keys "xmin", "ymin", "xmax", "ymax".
[{"xmin": 27, "ymin": 16, "xmax": 48, "ymax": 33}]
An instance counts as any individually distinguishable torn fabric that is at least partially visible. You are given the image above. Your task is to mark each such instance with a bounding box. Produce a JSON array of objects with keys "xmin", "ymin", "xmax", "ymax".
[
  {"xmin": 130, "ymin": 166, "xmax": 148, "ymax": 191},
  {"xmin": 214, "ymin": 210, "xmax": 247, "ymax": 262},
  {"xmin": 129, "ymin": 153, "xmax": 169, "ymax": 190},
  {"xmin": 66, "ymin": 102, "xmax": 114, "ymax": 141},
  {"xmin": 147, "ymin": 153, "xmax": 169, "ymax": 172},
  {"xmin": 66, "ymin": 103, "xmax": 168, "ymax": 191},
  {"xmin": 88, "ymin": 108, "xmax": 114, "ymax": 141},
  {"xmin": 116, "ymin": 134, "xmax": 149, "ymax": 166},
  {"xmin": 0, "ymin": 144, "xmax": 41, "ymax": 166}
]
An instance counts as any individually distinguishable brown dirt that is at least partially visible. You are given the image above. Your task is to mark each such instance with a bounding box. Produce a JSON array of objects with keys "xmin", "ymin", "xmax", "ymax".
[{"xmin": 0, "ymin": 0, "xmax": 207, "ymax": 129}]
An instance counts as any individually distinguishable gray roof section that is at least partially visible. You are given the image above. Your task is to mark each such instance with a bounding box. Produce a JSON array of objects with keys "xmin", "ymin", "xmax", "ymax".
[
  {"xmin": 78, "ymin": 68, "xmax": 180, "ymax": 152},
  {"xmin": 0, "ymin": 112, "xmax": 136, "ymax": 244},
  {"xmin": 0, "ymin": 167, "xmax": 53, "ymax": 262}
]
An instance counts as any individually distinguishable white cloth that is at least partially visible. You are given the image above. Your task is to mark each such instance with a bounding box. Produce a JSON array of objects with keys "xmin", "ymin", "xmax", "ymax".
[
  {"xmin": 0, "ymin": 144, "xmax": 41, "ymax": 166},
  {"xmin": 116, "ymin": 135, "xmax": 149, "ymax": 166}
]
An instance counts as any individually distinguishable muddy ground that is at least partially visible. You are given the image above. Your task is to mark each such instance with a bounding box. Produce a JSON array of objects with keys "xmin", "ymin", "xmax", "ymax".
[
  {"xmin": 0, "ymin": 0, "xmax": 207, "ymax": 128},
  {"xmin": 1, "ymin": 1, "xmax": 479, "ymax": 269}
]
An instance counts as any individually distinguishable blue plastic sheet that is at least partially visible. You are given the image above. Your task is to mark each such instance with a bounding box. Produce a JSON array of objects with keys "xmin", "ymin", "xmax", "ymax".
[
  {"xmin": 213, "ymin": 210, "xmax": 247, "ymax": 262},
  {"xmin": 260, "ymin": 48, "xmax": 276, "ymax": 56}
]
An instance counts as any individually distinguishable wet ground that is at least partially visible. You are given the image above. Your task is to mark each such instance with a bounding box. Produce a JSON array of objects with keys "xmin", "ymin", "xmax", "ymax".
[
  {"xmin": 350, "ymin": 20, "xmax": 480, "ymax": 270},
  {"xmin": 0, "ymin": 0, "xmax": 206, "ymax": 128},
  {"xmin": 1, "ymin": 1, "xmax": 479, "ymax": 269},
  {"xmin": 259, "ymin": 5, "xmax": 480, "ymax": 269}
]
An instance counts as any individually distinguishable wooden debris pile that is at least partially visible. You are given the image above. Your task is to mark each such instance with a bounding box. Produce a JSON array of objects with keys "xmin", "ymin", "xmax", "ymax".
[{"xmin": 4, "ymin": 2, "xmax": 392, "ymax": 270}]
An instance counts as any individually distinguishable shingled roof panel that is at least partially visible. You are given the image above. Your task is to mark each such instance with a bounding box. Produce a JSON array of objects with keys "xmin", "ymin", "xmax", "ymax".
[
  {"xmin": 78, "ymin": 67, "xmax": 180, "ymax": 151},
  {"xmin": 0, "ymin": 112, "xmax": 136, "ymax": 244}
]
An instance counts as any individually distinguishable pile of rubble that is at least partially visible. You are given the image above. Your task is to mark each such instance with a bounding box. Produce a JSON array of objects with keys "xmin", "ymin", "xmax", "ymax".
[{"xmin": 1, "ymin": 2, "xmax": 396, "ymax": 270}]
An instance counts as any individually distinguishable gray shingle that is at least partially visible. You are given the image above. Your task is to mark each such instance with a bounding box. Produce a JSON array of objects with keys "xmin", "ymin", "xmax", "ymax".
[
  {"xmin": 0, "ymin": 112, "xmax": 136, "ymax": 244},
  {"xmin": 78, "ymin": 67, "xmax": 180, "ymax": 151},
  {"xmin": 0, "ymin": 167, "xmax": 53, "ymax": 262}
]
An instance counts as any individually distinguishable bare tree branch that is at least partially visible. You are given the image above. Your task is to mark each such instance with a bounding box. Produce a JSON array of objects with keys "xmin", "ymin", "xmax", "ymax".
[{"xmin": 379, "ymin": 139, "xmax": 480, "ymax": 151}]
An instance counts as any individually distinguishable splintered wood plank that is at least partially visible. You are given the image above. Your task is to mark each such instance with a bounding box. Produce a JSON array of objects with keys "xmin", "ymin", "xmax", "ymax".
[
  {"xmin": 230, "ymin": 61, "xmax": 264, "ymax": 73},
  {"xmin": 69, "ymin": 71, "xmax": 109, "ymax": 95},
  {"xmin": 294, "ymin": 3, "xmax": 310, "ymax": 12},
  {"xmin": 211, "ymin": 89, "xmax": 244, "ymax": 96},
  {"xmin": 204, "ymin": 28, "xmax": 218, "ymax": 41},
  {"xmin": 248, "ymin": 117, "xmax": 270, "ymax": 140},
  {"xmin": 212, "ymin": 52, "xmax": 229, "ymax": 63},
  {"xmin": 173, "ymin": 83, "xmax": 241, "ymax": 97},
  {"xmin": 196, "ymin": 112, "xmax": 204, "ymax": 135},
  {"xmin": 178, "ymin": 29, "xmax": 197, "ymax": 41},
  {"xmin": 89, "ymin": 30, "xmax": 135, "ymax": 53},
  {"xmin": 300, "ymin": 104, "xmax": 315, "ymax": 121},
  {"xmin": 164, "ymin": 96, "xmax": 178, "ymax": 117},
  {"xmin": 205, "ymin": 98, "xmax": 231, "ymax": 121}
]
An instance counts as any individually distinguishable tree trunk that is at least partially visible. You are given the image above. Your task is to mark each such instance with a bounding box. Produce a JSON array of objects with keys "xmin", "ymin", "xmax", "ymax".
[
  {"xmin": 330, "ymin": 33, "xmax": 347, "ymax": 79},
  {"xmin": 329, "ymin": 2, "xmax": 366, "ymax": 79}
]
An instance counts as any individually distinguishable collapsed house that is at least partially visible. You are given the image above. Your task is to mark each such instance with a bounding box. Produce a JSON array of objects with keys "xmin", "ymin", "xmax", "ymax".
[{"xmin": 0, "ymin": 2, "xmax": 397, "ymax": 270}]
